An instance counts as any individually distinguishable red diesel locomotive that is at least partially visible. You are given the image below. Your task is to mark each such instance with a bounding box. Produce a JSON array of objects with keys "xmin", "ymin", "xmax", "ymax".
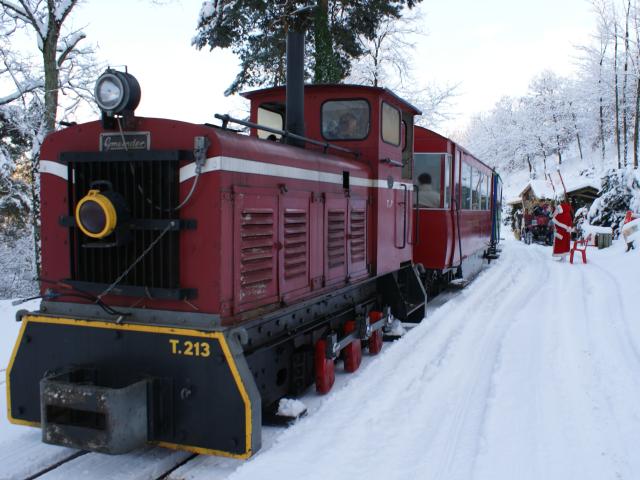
[{"xmin": 7, "ymin": 35, "xmax": 501, "ymax": 459}]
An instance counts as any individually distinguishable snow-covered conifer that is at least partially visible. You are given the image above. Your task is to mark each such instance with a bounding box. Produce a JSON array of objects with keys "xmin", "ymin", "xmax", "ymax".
[{"xmin": 193, "ymin": 0, "xmax": 424, "ymax": 95}]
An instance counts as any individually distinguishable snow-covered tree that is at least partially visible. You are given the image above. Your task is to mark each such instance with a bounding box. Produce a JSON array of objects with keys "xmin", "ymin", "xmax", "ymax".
[
  {"xmin": 0, "ymin": 0, "xmax": 101, "ymax": 274},
  {"xmin": 192, "ymin": 0, "xmax": 424, "ymax": 95},
  {"xmin": 0, "ymin": 107, "xmax": 30, "ymax": 236},
  {"xmin": 345, "ymin": 8, "xmax": 458, "ymax": 129},
  {"xmin": 588, "ymin": 167, "xmax": 640, "ymax": 235},
  {"xmin": 348, "ymin": 10, "xmax": 420, "ymax": 88}
]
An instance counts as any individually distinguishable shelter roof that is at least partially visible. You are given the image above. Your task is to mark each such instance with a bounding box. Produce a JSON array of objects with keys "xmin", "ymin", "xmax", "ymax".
[{"xmin": 517, "ymin": 177, "xmax": 601, "ymax": 201}]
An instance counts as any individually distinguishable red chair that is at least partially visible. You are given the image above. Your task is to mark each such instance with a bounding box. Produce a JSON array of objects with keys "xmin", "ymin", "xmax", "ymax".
[{"xmin": 570, "ymin": 234, "xmax": 590, "ymax": 264}]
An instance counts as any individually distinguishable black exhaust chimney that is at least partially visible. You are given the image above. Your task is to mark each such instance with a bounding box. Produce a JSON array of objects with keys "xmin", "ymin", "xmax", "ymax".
[{"xmin": 285, "ymin": 30, "xmax": 305, "ymax": 147}]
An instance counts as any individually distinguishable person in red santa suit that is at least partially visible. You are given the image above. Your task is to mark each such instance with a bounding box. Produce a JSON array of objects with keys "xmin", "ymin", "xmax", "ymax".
[
  {"xmin": 622, "ymin": 210, "xmax": 640, "ymax": 251},
  {"xmin": 551, "ymin": 200, "xmax": 573, "ymax": 258}
]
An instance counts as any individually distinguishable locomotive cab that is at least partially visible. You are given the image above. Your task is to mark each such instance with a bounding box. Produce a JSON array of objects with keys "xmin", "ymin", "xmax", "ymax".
[{"xmin": 243, "ymin": 84, "xmax": 420, "ymax": 275}]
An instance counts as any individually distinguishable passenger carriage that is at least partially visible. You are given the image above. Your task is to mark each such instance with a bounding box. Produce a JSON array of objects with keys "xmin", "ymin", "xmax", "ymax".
[{"xmin": 412, "ymin": 127, "xmax": 502, "ymax": 294}]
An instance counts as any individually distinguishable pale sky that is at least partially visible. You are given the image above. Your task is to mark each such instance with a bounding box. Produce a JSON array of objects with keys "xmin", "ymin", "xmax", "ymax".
[{"xmin": 66, "ymin": 0, "xmax": 596, "ymax": 135}]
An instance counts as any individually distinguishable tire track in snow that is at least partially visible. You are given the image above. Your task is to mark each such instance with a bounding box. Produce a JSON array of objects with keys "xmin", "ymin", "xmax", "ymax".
[
  {"xmin": 584, "ymin": 261, "xmax": 640, "ymax": 367},
  {"xmin": 577, "ymin": 272, "xmax": 632, "ymax": 478},
  {"xmin": 218, "ymin": 241, "xmax": 552, "ymax": 480},
  {"xmin": 429, "ymin": 245, "xmax": 550, "ymax": 480},
  {"xmin": 176, "ymin": 241, "xmax": 531, "ymax": 480},
  {"xmin": 474, "ymin": 243, "xmax": 640, "ymax": 480},
  {"xmin": 574, "ymin": 261, "xmax": 640, "ymax": 478}
]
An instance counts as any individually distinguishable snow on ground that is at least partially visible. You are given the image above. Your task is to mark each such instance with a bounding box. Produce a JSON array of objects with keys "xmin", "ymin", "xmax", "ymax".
[
  {"xmin": 1, "ymin": 239, "xmax": 640, "ymax": 479},
  {"xmin": 0, "ymin": 300, "xmax": 79, "ymax": 480}
]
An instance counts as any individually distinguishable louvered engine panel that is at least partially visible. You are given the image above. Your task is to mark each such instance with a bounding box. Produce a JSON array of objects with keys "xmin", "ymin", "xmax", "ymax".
[
  {"xmin": 348, "ymin": 198, "xmax": 367, "ymax": 277},
  {"xmin": 234, "ymin": 191, "xmax": 278, "ymax": 312},
  {"xmin": 324, "ymin": 195, "xmax": 348, "ymax": 286},
  {"xmin": 279, "ymin": 193, "xmax": 310, "ymax": 298}
]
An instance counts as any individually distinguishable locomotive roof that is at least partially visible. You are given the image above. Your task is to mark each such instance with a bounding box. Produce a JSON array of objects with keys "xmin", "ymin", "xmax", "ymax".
[{"xmin": 241, "ymin": 84, "xmax": 422, "ymax": 115}]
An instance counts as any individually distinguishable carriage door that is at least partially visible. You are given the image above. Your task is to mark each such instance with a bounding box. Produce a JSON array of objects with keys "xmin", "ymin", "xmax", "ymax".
[
  {"xmin": 450, "ymin": 150, "xmax": 462, "ymax": 267},
  {"xmin": 394, "ymin": 186, "xmax": 409, "ymax": 249},
  {"xmin": 233, "ymin": 188, "xmax": 279, "ymax": 313}
]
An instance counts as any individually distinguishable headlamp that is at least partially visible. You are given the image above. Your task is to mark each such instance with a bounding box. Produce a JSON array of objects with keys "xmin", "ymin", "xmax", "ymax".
[
  {"xmin": 75, "ymin": 189, "xmax": 118, "ymax": 239},
  {"xmin": 94, "ymin": 69, "xmax": 141, "ymax": 116}
]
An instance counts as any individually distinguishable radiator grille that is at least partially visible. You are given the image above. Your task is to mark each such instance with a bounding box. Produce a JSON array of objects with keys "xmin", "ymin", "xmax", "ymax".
[
  {"xmin": 283, "ymin": 209, "xmax": 307, "ymax": 280},
  {"xmin": 239, "ymin": 208, "xmax": 275, "ymax": 293},
  {"xmin": 350, "ymin": 208, "xmax": 366, "ymax": 263},
  {"xmin": 69, "ymin": 155, "xmax": 180, "ymax": 291},
  {"xmin": 327, "ymin": 210, "xmax": 346, "ymax": 268}
]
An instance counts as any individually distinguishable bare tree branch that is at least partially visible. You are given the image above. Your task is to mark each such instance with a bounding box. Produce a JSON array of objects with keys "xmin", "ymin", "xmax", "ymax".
[{"xmin": 56, "ymin": 29, "xmax": 85, "ymax": 67}]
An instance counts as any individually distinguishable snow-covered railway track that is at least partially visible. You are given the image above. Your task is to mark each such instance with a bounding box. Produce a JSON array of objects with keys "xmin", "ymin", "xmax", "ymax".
[{"xmin": 0, "ymin": 445, "xmax": 196, "ymax": 480}]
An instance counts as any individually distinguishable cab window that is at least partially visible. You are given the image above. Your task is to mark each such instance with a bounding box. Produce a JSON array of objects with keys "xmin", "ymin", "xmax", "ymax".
[
  {"xmin": 381, "ymin": 102, "xmax": 400, "ymax": 145},
  {"xmin": 414, "ymin": 153, "xmax": 442, "ymax": 208},
  {"xmin": 257, "ymin": 106, "xmax": 283, "ymax": 140},
  {"xmin": 322, "ymin": 100, "xmax": 370, "ymax": 140}
]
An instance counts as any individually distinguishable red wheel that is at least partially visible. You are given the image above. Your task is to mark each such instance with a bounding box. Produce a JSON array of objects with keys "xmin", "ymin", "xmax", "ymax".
[
  {"xmin": 343, "ymin": 321, "xmax": 362, "ymax": 372},
  {"xmin": 315, "ymin": 339, "xmax": 335, "ymax": 394},
  {"xmin": 368, "ymin": 311, "xmax": 384, "ymax": 355},
  {"xmin": 369, "ymin": 330, "xmax": 383, "ymax": 355}
]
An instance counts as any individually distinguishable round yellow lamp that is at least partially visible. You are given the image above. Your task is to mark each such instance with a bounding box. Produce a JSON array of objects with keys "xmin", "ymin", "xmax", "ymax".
[{"xmin": 75, "ymin": 189, "xmax": 118, "ymax": 239}]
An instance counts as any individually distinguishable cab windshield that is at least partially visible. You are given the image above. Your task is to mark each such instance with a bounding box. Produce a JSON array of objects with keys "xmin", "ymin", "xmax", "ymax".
[{"xmin": 322, "ymin": 100, "xmax": 370, "ymax": 140}]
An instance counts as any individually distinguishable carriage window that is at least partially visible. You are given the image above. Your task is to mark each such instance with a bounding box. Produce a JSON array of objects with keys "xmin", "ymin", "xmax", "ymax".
[
  {"xmin": 322, "ymin": 100, "xmax": 370, "ymax": 140},
  {"xmin": 381, "ymin": 102, "xmax": 400, "ymax": 145},
  {"xmin": 444, "ymin": 154, "xmax": 451, "ymax": 209},
  {"xmin": 414, "ymin": 153, "xmax": 442, "ymax": 208},
  {"xmin": 484, "ymin": 175, "xmax": 490, "ymax": 210},
  {"xmin": 473, "ymin": 170, "xmax": 482, "ymax": 210},
  {"xmin": 455, "ymin": 151, "xmax": 461, "ymax": 207},
  {"xmin": 461, "ymin": 163, "xmax": 472, "ymax": 210},
  {"xmin": 480, "ymin": 174, "xmax": 486, "ymax": 210},
  {"xmin": 257, "ymin": 107, "xmax": 283, "ymax": 140}
]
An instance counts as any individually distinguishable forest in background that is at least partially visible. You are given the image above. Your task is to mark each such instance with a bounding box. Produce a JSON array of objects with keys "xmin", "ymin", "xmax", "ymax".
[
  {"xmin": 462, "ymin": 3, "xmax": 639, "ymax": 189},
  {"xmin": 2, "ymin": 0, "xmax": 640, "ymax": 298},
  {"xmin": 460, "ymin": 0, "xmax": 640, "ymax": 239}
]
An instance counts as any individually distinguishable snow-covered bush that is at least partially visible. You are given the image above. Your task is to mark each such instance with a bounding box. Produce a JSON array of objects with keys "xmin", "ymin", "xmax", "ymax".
[
  {"xmin": 588, "ymin": 168, "xmax": 640, "ymax": 237},
  {"xmin": 574, "ymin": 206, "xmax": 589, "ymax": 239},
  {"xmin": 1, "ymin": 109, "xmax": 32, "ymax": 237},
  {"xmin": 0, "ymin": 228, "xmax": 37, "ymax": 299},
  {"xmin": 630, "ymin": 169, "xmax": 640, "ymax": 213}
]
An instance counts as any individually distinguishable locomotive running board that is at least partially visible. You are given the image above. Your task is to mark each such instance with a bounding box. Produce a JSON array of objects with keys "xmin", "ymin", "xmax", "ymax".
[{"xmin": 7, "ymin": 314, "xmax": 261, "ymax": 458}]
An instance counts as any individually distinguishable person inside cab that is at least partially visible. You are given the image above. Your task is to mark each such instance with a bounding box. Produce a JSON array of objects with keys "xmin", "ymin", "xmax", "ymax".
[
  {"xmin": 417, "ymin": 172, "xmax": 440, "ymax": 207},
  {"xmin": 337, "ymin": 113, "xmax": 358, "ymax": 137}
]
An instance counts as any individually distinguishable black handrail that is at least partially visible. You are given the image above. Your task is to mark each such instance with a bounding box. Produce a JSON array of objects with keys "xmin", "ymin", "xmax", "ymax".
[
  {"xmin": 453, "ymin": 196, "xmax": 463, "ymax": 270},
  {"xmin": 214, "ymin": 114, "xmax": 360, "ymax": 159},
  {"xmin": 381, "ymin": 157, "xmax": 404, "ymax": 168},
  {"xmin": 414, "ymin": 184, "xmax": 420, "ymax": 245},
  {"xmin": 400, "ymin": 184, "xmax": 408, "ymax": 249}
]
